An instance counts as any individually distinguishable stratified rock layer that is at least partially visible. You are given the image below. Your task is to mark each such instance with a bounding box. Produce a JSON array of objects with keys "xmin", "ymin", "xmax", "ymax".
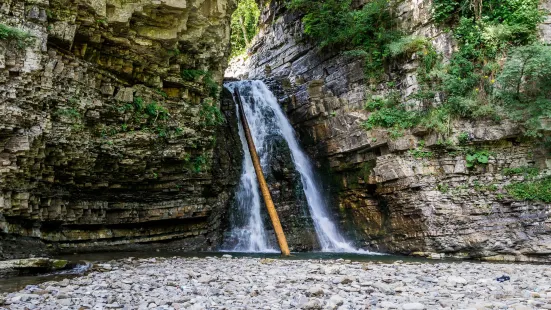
[
  {"xmin": 228, "ymin": 0, "xmax": 551, "ymax": 261},
  {"xmin": 0, "ymin": 0, "xmax": 240, "ymax": 258}
]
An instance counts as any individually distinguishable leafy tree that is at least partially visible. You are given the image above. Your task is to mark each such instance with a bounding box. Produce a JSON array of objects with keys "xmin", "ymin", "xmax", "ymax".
[
  {"xmin": 496, "ymin": 44, "xmax": 551, "ymax": 137},
  {"xmin": 230, "ymin": 0, "xmax": 260, "ymax": 57},
  {"xmin": 287, "ymin": 0, "xmax": 400, "ymax": 79}
]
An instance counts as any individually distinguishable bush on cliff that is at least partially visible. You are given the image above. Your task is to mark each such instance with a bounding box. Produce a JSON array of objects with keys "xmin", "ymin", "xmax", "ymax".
[{"xmin": 287, "ymin": 0, "xmax": 400, "ymax": 79}]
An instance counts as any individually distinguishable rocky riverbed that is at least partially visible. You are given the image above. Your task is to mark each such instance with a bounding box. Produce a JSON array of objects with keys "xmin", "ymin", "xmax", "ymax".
[{"xmin": 1, "ymin": 256, "xmax": 550, "ymax": 310}]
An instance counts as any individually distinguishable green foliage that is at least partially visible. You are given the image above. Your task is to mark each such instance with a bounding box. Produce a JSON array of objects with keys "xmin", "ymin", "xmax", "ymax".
[
  {"xmin": 432, "ymin": 0, "xmax": 544, "ymax": 42},
  {"xmin": 465, "ymin": 150, "xmax": 490, "ymax": 168},
  {"xmin": 156, "ymin": 89, "xmax": 168, "ymax": 98},
  {"xmin": 495, "ymin": 44, "xmax": 551, "ymax": 137},
  {"xmin": 363, "ymin": 94, "xmax": 420, "ymax": 134},
  {"xmin": 397, "ymin": 0, "xmax": 545, "ymax": 139},
  {"xmin": 0, "ymin": 23, "xmax": 34, "ymax": 49},
  {"xmin": 473, "ymin": 181, "xmax": 498, "ymax": 192},
  {"xmin": 457, "ymin": 132, "xmax": 470, "ymax": 145},
  {"xmin": 200, "ymin": 99, "xmax": 224, "ymax": 127},
  {"xmin": 387, "ymin": 36, "xmax": 432, "ymax": 58},
  {"xmin": 192, "ymin": 155, "xmax": 207, "ymax": 173},
  {"xmin": 290, "ymin": 0, "xmax": 546, "ymax": 143},
  {"xmin": 437, "ymin": 184, "xmax": 450, "ymax": 193},
  {"xmin": 506, "ymin": 177, "xmax": 551, "ymax": 202},
  {"xmin": 133, "ymin": 96, "xmax": 144, "ymax": 110},
  {"xmin": 99, "ymin": 95, "xmax": 183, "ymax": 139},
  {"xmin": 167, "ymin": 48, "xmax": 181, "ymax": 57},
  {"xmin": 55, "ymin": 108, "xmax": 81, "ymax": 120},
  {"xmin": 502, "ymin": 166, "xmax": 540, "ymax": 178},
  {"xmin": 204, "ymin": 75, "xmax": 220, "ymax": 99},
  {"xmin": 287, "ymin": 0, "xmax": 401, "ymax": 79},
  {"xmin": 409, "ymin": 148, "xmax": 433, "ymax": 159},
  {"xmin": 181, "ymin": 69, "xmax": 207, "ymax": 81},
  {"xmin": 145, "ymin": 101, "xmax": 169, "ymax": 120},
  {"xmin": 230, "ymin": 0, "xmax": 260, "ymax": 57},
  {"xmin": 181, "ymin": 70, "xmax": 220, "ymax": 98}
]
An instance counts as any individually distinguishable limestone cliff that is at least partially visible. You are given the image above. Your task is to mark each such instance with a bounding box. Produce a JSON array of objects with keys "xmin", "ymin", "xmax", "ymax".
[
  {"xmin": 0, "ymin": 0, "xmax": 241, "ymax": 258},
  {"xmin": 228, "ymin": 0, "xmax": 551, "ymax": 261}
]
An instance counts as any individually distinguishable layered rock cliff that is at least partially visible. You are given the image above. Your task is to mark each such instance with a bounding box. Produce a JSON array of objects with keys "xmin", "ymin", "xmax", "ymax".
[
  {"xmin": 227, "ymin": 0, "xmax": 551, "ymax": 261},
  {"xmin": 0, "ymin": 0, "xmax": 241, "ymax": 258}
]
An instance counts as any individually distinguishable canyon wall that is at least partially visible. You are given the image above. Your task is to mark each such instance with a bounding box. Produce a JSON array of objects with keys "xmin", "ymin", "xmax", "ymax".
[
  {"xmin": 228, "ymin": 0, "xmax": 551, "ymax": 261},
  {"xmin": 0, "ymin": 0, "xmax": 241, "ymax": 258}
]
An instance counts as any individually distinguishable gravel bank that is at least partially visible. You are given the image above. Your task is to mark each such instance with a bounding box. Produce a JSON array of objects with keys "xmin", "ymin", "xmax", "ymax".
[{"xmin": 1, "ymin": 255, "xmax": 550, "ymax": 309}]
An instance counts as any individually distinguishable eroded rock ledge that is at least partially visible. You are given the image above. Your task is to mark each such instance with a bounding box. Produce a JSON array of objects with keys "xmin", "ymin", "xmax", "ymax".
[{"xmin": 0, "ymin": 0, "xmax": 240, "ymax": 258}]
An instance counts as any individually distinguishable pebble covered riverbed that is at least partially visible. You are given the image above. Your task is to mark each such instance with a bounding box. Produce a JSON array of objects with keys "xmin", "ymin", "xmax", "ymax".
[{"xmin": 1, "ymin": 255, "xmax": 550, "ymax": 310}]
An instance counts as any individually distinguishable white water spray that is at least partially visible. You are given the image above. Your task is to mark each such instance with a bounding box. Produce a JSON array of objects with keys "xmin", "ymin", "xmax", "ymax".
[
  {"xmin": 221, "ymin": 93, "xmax": 277, "ymax": 252},
  {"xmin": 225, "ymin": 80, "xmax": 360, "ymax": 252}
]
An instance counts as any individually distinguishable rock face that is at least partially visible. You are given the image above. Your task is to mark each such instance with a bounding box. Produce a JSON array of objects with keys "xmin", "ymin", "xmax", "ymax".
[
  {"xmin": 260, "ymin": 135, "xmax": 318, "ymax": 251},
  {"xmin": 0, "ymin": 0, "xmax": 241, "ymax": 258},
  {"xmin": 228, "ymin": 0, "xmax": 551, "ymax": 261}
]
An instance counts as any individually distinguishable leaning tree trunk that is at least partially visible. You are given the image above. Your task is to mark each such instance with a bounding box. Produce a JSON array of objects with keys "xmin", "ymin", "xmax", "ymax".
[{"xmin": 239, "ymin": 15, "xmax": 250, "ymax": 46}]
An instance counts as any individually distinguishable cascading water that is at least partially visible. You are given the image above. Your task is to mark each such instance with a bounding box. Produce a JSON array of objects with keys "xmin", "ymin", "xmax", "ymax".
[
  {"xmin": 221, "ymin": 92, "xmax": 276, "ymax": 252},
  {"xmin": 224, "ymin": 80, "xmax": 357, "ymax": 252}
]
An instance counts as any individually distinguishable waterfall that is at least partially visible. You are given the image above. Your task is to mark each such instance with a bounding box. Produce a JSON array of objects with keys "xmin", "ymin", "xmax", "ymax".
[
  {"xmin": 221, "ymin": 90, "xmax": 276, "ymax": 252},
  {"xmin": 224, "ymin": 80, "xmax": 356, "ymax": 252}
]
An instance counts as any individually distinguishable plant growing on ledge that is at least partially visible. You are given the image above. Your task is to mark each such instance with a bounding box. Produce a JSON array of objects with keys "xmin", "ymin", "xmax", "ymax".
[
  {"xmin": 465, "ymin": 150, "xmax": 490, "ymax": 168},
  {"xmin": 362, "ymin": 93, "xmax": 420, "ymax": 135},
  {"xmin": 506, "ymin": 176, "xmax": 551, "ymax": 202},
  {"xmin": 54, "ymin": 108, "xmax": 81, "ymax": 121},
  {"xmin": 199, "ymin": 98, "xmax": 224, "ymax": 127},
  {"xmin": 181, "ymin": 69, "xmax": 207, "ymax": 81},
  {"xmin": 181, "ymin": 70, "xmax": 220, "ymax": 98},
  {"xmin": 192, "ymin": 155, "xmax": 208, "ymax": 173},
  {"xmin": 0, "ymin": 23, "xmax": 34, "ymax": 49},
  {"xmin": 502, "ymin": 166, "xmax": 540, "ymax": 178},
  {"xmin": 145, "ymin": 101, "xmax": 169, "ymax": 123}
]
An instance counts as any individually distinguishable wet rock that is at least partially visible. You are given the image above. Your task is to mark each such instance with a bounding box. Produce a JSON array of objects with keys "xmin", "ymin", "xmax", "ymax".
[{"xmin": 0, "ymin": 258, "xmax": 68, "ymax": 277}]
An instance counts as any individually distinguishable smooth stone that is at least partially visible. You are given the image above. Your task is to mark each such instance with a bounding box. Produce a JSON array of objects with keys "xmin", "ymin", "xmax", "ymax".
[
  {"xmin": 402, "ymin": 302, "xmax": 426, "ymax": 310},
  {"xmin": 379, "ymin": 301, "xmax": 399, "ymax": 309},
  {"xmin": 447, "ymin": 276, "xmax": 468, "ymax": 285},
  {"xmin": 307, "ymin": 286, "xmax": 324, "ymax": 297},
  {"xmin": 303, "ymin": 298, "xmax": 323, "ymax": 309}
]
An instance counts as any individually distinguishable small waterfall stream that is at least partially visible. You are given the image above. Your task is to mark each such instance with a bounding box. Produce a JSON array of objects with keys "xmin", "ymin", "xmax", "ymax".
[{"xmin": 223, "ymin": 80, "xmax": 357, "ymax": 252}]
